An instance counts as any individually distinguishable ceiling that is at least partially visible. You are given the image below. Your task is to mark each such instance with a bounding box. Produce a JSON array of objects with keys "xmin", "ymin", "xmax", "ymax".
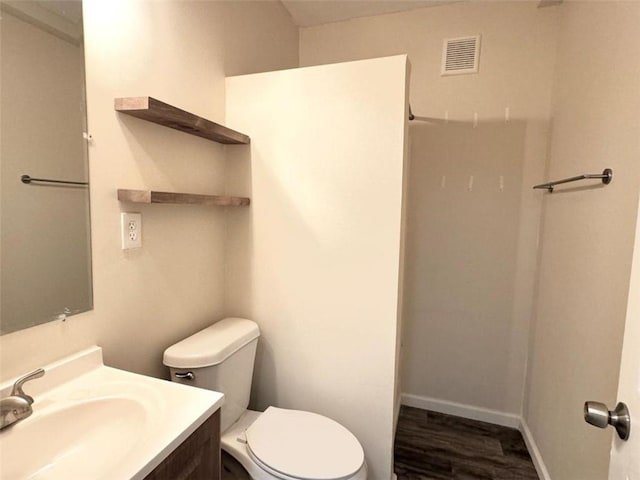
[{"xmin": 280, "ymin": 0, "xmax": 461, "ymax": 27}]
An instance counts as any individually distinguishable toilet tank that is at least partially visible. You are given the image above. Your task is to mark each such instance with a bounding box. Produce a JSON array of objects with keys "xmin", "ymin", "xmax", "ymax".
[{"xmin": 163, "ymin": 317, "xmax": 260, "ymax": 432}]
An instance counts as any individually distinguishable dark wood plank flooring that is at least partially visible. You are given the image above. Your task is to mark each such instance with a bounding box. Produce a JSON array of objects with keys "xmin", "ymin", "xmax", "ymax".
[{"xmin": 395, "ymin": 406, "xmax": 539, "ymax": 480}]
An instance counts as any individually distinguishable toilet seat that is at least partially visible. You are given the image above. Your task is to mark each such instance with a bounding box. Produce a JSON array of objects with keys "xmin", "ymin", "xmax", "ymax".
[{"xmin": 244, "ymin": 407, "xmax": 365, "ymax": 480}]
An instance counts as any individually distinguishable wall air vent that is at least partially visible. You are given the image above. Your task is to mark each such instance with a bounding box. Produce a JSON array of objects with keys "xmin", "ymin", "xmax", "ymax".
[{"xmin": 441, "ymin": 35, "xmax": 481, "ymax": 76}]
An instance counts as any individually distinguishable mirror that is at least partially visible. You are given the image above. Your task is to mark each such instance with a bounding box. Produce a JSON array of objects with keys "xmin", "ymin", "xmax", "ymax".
[{"xmin": 0, "ymin": 0, "xmax": 92, "ymax": 335}]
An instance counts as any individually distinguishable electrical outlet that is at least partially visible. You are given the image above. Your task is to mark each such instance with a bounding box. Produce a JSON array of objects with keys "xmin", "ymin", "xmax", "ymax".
[{"xmin": 121, "ymin": 212, "xmax": 142, "ymax": 249}]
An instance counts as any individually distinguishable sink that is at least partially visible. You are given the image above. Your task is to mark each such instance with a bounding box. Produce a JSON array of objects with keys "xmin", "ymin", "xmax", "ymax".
[
  {"xmin": 2, "ymin": 397, "xmax": 147, "ymax": 479},
  {"xmin": 0, "ymin": 347, "xmax": 224, "ymax": 479}
]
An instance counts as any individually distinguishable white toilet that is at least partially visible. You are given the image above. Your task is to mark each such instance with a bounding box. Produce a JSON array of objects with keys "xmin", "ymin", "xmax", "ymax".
[{"xmin": 164, "ymin": 317, "xmax": 368, "ymax": 480}]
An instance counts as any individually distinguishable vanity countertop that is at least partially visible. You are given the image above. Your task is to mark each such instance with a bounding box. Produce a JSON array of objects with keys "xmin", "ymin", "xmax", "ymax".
[{"xmin": 0, "ymin": 346, "xmax": 224, "ymax": 480}]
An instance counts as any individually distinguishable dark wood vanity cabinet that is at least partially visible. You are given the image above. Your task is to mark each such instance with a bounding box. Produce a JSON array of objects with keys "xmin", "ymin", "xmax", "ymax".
[{"xmin": 144, "ymin": 410, "xmax": 221, "ymax": 480}]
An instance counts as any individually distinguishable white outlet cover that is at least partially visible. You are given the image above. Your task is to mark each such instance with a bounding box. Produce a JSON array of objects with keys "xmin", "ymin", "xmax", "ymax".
[{"xmin": 121, "ymin": 212, "xmax": 142, "ymax": 249}]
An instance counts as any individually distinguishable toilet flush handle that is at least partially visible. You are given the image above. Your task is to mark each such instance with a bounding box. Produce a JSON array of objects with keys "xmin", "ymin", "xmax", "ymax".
[{"xmin": 174, "ymin": 371, "xmax": 195, "ymax": 381}]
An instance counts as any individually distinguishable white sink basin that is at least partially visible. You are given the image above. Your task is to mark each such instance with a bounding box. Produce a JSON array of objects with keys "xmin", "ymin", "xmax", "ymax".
[
  {"xmin": 3, "ymin": 397, "xmax": 147, "ymax": 479},
  {"xmin": 0, "ymin": 347, "xmax": 224, "ymax": 479}
]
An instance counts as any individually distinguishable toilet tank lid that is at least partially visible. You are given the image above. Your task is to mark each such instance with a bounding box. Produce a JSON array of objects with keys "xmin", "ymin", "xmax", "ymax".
[{"xmin": 163, "ymin": 317, "xmax": 260, "ymax": 368}]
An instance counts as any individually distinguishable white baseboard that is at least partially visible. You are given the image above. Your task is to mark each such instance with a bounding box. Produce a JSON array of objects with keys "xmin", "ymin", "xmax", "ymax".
[
  {"xmin": 399, "ymin": 393, "xmax": 552, "ymax": 480},
  {"xmin": 519, "ymin": 418, "xmax": 552, "ymax": 480},
  {"xmin": 400, "ymin": 393, "xmax": 520, "ymax": 428}
]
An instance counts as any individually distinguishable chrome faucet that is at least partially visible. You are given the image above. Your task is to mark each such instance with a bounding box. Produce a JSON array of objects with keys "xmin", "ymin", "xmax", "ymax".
[{"xmin": 0, "ymin": 368, "xmax": 45, "ymax": 429}]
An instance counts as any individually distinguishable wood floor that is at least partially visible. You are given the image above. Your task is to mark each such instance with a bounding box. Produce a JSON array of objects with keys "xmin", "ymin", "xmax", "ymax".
[{"xmin": 394, "ymin": 406, "xmax": 539, "ymax": 480}]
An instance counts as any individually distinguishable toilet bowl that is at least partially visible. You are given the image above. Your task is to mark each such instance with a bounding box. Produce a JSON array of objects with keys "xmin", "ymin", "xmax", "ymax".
[
  {"xmin": 223, "ymin": 409, "xmax": 367, "ymax": 480},
  {"xmin": 163, "ymin": 317, "xmax": 367, "ymax": 480}
]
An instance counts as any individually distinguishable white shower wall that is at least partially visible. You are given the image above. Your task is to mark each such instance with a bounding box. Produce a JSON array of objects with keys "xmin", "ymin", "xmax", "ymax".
[
  {"xmin": 225, "ymin": 55, "xmax": 409, "ymax": 480},
  {"xmin": 300, "ymin": 1, "xmax": 559, "ymax": 418}
]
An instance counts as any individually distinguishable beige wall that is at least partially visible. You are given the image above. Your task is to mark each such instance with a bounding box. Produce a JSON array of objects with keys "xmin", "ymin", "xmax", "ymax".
[
  {"xmin": 523, "ymin": 2, "xmax": 640, "ymax": 479},
  {"xmin": 300, "ymin": 1, "xmax": 559, "ymax": 416},
  {"xmin": 0, "ymin": 0, "xmax": 298, "ymax": 381},
  {"xmin": 225, "ymin": 55, "xmax": 409, "ymax": 480},
  {"xmin": 222, "ymin": 0, "xmax": 298, "ymax": 77},
  {"xmin": 1, "ymin": 12, "xmax": 91, "ymax": 333}
]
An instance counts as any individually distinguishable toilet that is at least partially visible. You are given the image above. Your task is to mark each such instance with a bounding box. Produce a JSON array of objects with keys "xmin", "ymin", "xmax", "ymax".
[{"xmin": 163, "ymin": 317, "xmax": 368, "ymax": 480}]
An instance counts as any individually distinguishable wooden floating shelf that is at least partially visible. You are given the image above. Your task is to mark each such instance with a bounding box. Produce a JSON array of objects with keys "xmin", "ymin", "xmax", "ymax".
[
  {"xmin": 118, "ymin": 189, "xmax": 250, "ymax": 207},
  {"xmin": 114, "ymin": 96, "xmax": 250, "ymax": 145}
]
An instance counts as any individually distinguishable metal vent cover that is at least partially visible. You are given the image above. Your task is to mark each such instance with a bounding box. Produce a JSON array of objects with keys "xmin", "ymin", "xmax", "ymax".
[{"xmin": 441, "ymin": 35, "xmax": 481, "ymax": 76}]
